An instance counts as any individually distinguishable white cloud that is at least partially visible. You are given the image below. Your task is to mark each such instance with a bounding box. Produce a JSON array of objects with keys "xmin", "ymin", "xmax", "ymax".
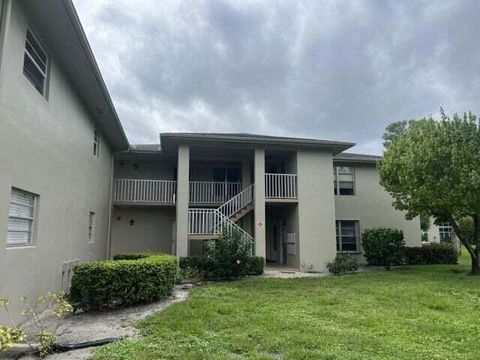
[{"xmin": 73, "ymin": 0, "xmax": 480, "ymax": 154}]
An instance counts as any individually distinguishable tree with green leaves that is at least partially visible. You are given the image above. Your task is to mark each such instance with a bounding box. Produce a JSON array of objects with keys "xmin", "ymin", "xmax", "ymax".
[{"xmin": 379, "ymin": 111, "xmax": 480, "ymax": 275}]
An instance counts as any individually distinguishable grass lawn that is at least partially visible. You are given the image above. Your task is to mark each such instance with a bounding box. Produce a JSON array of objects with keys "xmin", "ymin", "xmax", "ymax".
[{"xmin": 94, "ymin": 252, "xmax": 480, "ymax": 359}]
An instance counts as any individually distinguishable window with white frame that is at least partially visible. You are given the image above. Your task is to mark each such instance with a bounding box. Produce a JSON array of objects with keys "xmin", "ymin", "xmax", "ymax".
[
  {"xmin": 336, "ymin": 220, "xmax": 359, "ymax": 252},
  {"xmin": 93, "ymin": 128, "xmax": 99, "ymax": 157},
  {"xmin": 7, "ymin": 188, "xmax": 38, "ymax": 246},
  {"xmin": 334, "ymin": 166, "xmax": 355, "ymax": 195},
  {"xmin": 23, "ymin": 29, "xmax": 48, "ymax": 96},
  {"xmin": 438, "ymin": 223, "xmax": 452, "ymax": 243},
  {"xmin": 88, "ymin": 212, "xmax": 95, "ymax": 243}
]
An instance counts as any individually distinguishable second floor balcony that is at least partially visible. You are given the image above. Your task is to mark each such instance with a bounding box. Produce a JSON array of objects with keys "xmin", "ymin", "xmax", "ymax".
[{"xmin": 113, "ymin": 173, "xmax": 298, "ymax": 206}]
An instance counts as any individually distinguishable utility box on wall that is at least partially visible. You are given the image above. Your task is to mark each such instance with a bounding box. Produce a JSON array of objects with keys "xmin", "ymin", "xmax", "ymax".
[{"xmin": 287, "ymin": 232, "xmax": 296, "ymax": 255}]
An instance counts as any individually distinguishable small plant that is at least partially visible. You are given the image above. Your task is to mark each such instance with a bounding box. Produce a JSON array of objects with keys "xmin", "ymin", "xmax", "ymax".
[
  {"xmin": 300, "ymin": 262, "xmax": 315, "ymax": 273},
  {"xmin": 176, "ymin": 266, "xmax": 205, "ymax": 283},
  {"xmin": 0, "ymin": 325, "xmax": 26, "ymax": 352},
  {"xmin": 362, "ymin": 227, "xmax": 405, "ymax": 270},
  {"xmin": 0, "ymin": 292, "xmax": 73, "ymax": 357},
  {"xmin": 0, "ymin": 298, "xmax": 26, "ymax": 353},
  {"xmin": 37, "ymin": 331, "xmax": 55, "ymax": 357},
  {"xmin": 327, "ymin": 254, "xmax": 359, "ymax": 275}
]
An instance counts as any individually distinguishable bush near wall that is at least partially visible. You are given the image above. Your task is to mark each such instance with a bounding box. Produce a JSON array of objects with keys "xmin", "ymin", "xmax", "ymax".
[
  {"xmin": 179, "ymin": 255, "xmax": 265, "ymax": 280},
  {"xmin": 69, "ymin": 253, "xmax": 177, "ymax": 311},
  {"xmin": 178, "ymin": 228, "xmax": 264, "ymax": 280},
  {"xmin": 362, "ymin": 228, "xmax": 406, "ymax": 270},
  {"xmin": 404, "ymin": 243, "xmax": 458, "ymax": 265},
  {"xmin": 327, "ymin": 254, "xmax": 359, "ymax": 275}
]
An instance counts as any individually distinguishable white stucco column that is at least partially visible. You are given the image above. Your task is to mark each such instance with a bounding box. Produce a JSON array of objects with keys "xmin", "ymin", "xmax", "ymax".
[
  {"xmin": 175, "ymin": 144, "xmax": 190, "ymax": 257},
  {"xmin": 254, "ymin": 148, "xmax": 266, "ymax": 257}
]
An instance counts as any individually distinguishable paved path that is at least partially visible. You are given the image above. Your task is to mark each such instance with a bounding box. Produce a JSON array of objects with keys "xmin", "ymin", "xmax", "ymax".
[
  {"xmin": 263, "ymin": 266, "xmax": 329, "ymax": 278},
  {"xmin": 16, "ymin": 284, "xmax": 191, "ymax": 360}
]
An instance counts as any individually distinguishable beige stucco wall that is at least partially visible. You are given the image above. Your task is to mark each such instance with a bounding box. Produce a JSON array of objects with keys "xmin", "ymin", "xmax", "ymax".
[
  {"xmin": 114, "ymin": 159, "xmax": 175, "ymax": 180},
  {"xmin": 110, "ymin": 207, "xmax": 175, "ymax": 255},
  {"xmin": 335, "ymin": 163, "xmax": 421, "ymax": 248},
  {"xmin": 0, "ymin": 2, "xmax": 113, "ymax": 323},
  {"xmin": 297, "ymin": 150, "xmax": 337, "ymax": 272}
]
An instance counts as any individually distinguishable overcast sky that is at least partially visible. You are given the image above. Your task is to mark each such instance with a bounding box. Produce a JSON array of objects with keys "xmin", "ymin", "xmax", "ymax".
[{"xmin": 72, "ymin": 0, "xmax": 480, "ymax": 154}]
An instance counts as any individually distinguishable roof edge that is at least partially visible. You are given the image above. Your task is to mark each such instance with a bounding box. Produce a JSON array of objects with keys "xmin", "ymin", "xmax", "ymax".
[
  {"xmin": 160, "ymin": 132, "xmax": 355, "ymax": 152},
  {"xmin": 61, "ymin": 0, "xmax": 129, "ymax": 150},
  {"xmin": 334, "ymin": 152, "xmax": 383, "ymax": 164}
]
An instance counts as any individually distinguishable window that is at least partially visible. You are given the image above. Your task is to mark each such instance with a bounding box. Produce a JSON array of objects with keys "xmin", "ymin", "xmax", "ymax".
[
  {"xmin": 88, "ymin": 212, "xmax": 95, "ymax": 243},
  {"xmin": 336, "ymin": 220, "xmax": 359, "ymax": 252},
  {"xmin": 23, "ymin": 29, "xmax": 48, "ymax": 95},
  {"xmin": 334, "ymin": 166, "xmax": 355, "ymax": 195},
  {"xmin": 7, "ymin": 188, "xmax": 38, "ymax": 246},
  {"xmin": 93, "ymin": 128, "xmax": 100, "ymax": 157},
  {"xmin": 438, "ymin": 223, "xmax": 452, "ymax": 243}
]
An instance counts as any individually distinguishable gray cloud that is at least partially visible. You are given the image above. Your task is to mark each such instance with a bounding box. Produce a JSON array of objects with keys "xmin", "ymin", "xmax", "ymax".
[{"xmin": 73, "ymin": 0, "xmax": 480, "ymax": 154}]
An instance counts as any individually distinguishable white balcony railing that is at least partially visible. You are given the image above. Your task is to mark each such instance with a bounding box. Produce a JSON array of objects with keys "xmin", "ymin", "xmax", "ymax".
[
  {"xmin": 188, "ymin": 209, "xmax": 219, "ymax": 235},
  {"xmin": 189, "ymin": 181, "xmax": 242, "ymax": 204},
  {"xmin": 114, "ymin": 179, "xmax": 176, "ymax": 204},
  {"xmin": 265, "ymin": 173, "xmax": 298, "ymax": 199}
]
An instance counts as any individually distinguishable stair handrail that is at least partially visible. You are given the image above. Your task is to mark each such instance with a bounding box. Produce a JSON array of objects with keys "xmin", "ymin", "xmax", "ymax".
[
  {"xmin": 217, "ymin": 184, "xmax": 254, "ymax": 218},
  {"xmin": 188, "ymin": 183, "xmax": 256, "ymax": 255},
  {"xmin": 214, "ymin": 209, "xmax": 255, "ymax": 254},
  {"xmin": 187, "ymin": 208, "xmax": 254, "ymax": 254}
]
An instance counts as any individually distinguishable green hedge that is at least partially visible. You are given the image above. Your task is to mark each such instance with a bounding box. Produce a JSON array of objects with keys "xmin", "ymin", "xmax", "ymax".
[
  {"xmin": 404, "ymin": 243, "xmax": 458, "ymax": 265},
  {"xmin": 362, "ymin": 228, "xmax": 406, "ymax": 269},
  {"xmin": 112, "ymin": 253, "xmax": 152, "ymax": 260},
  {"xmin": 242, "ymin": 256, "xmax": 265, "ymax": 276},
  {"xmin": 70, "ymin": 253, "xmax": 178, "ymax": 311},
  {"xmin": 179, "ymin": 255, "xmax": 264, "ymax": 279}
]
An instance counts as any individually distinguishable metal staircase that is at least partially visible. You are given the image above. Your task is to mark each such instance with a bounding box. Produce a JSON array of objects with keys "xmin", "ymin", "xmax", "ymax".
[{"xmin": 188, "ymin": 184, "xmax": 255, "ymax": 251}]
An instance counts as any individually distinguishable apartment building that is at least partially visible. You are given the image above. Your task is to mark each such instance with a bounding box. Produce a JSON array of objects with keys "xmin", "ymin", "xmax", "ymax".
[
  {"xmin": 110, "ymin": 134, "xmax": 421, "ymax": 271},
  {"xmin": 0, "ymin": 0, "xmax": 421, "ymax": 323},
  {"xmin": 0, "ymin": 0, "xmax": 128, "ymax": 321}
]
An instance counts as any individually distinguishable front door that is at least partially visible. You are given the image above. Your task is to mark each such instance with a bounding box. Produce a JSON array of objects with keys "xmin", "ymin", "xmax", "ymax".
[{"xmin": 267, "ymin": 223, "xmax": 281, "ymax": 263}]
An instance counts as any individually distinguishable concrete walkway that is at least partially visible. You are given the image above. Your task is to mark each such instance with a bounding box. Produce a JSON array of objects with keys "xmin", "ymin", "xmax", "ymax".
[
  {"xmin": 263, "ymin": 266, "xmax": 329, "ymax": 278},
  {"xmin": 15, "ymin": 284, "xmax": 192, "ymax": 360}
]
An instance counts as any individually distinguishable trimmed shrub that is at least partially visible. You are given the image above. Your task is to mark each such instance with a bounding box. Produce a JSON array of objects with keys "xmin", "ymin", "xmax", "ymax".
[
  {"xmin": 112, "ymin": 253, "xmax": 152, "ymax": 260},
  {"xmin": 243, "ymin": 256, "xmax": 265, "ymax": 276},
  {"xmin": 202, "ymin": 228, "xmax": 263, "ymax": 279},
  {"xmin": 404, "ymin": 243, "xmax": 458, "ymax": 265},
  {"xmin": 327, "ymin": 254, "xmax": 359, "ymax": 275},
  {"xmin": 69, "ymin": 253, "xmax": 177, "ymax": 311},
  {"xmin": 179, "ymin": 255, "xmax": 207, "ymax": 270},
  {"xmin": 203, "ymin": 229, "xmax": 252, "ymax": 274},
  {"xmin": 362, "ymin": 228, "xmax": 405, "ymax": 270},
  {"xmin": 179, "ymin": 255, "xmax": 265, "ymax": 279}
]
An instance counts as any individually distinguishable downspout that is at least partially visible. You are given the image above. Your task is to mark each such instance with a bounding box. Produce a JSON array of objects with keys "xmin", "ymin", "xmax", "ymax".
[{"xmin": 105, "ymin": 152, "xmax": 115, "ymax": 259}]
